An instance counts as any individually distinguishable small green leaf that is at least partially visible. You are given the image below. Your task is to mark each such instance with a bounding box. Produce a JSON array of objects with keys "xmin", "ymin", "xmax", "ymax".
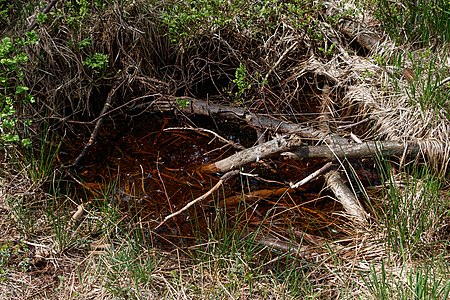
[
  {"xmin": 15, "ymin": 85, "xmax": 29, "ymax": 95},
  {"xmin": 21, "ymin": 138, "xmax": 32, "ymax": 147},
  {"xmin": 24, "ymin": 94, "xmax": 35, "ymax": 104},
  {"xmin": 3, "ymin": 133, "xmax": 19, "ymax": 142},
  {"xmin": 83, "ymin": 53, "xmax": 109, "ymax": 70},
  {"xmin": 78, "ymin": 38, "xmax": 91, "ymax": 50},
  {"xmin": 176, "ymin": 98, "xmax": 190, "ymax": 108},
  {"xmin": 36, "ymin": 13, "xmax": 47, "ymax": 25},
  {"xmin": 25, "ymin": 31, "xmax": 39, "ymax": 45}
]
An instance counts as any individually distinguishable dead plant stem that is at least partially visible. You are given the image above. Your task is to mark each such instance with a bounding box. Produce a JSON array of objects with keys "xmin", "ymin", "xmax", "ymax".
[{"xmin": 154, "ymin": 170, "xmax": 239, "ymax": 229}]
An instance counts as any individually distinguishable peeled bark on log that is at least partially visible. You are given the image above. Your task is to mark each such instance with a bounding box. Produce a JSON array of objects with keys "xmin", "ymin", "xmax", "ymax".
[
  {"xmin": 201, "ymin": 135, "xmax": 303, "ymax": 173},
  {"xmin": 284, "ymin": 141, "xmax": 420, "ymax": 160},
  {"xmin": 325, "ymin": 170, "xmax": 368, "ymax": 225}
]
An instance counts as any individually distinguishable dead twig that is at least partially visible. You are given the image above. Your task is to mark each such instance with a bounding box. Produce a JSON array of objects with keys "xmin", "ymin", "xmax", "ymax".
[
  {"xmin": 154, "ymin": 170, "xmax": 239, "ymax": 229},
  {"xmin": 264, "ymin": 41, "xmax": 299, "ymax": 82},
  {"xmin": 163, "ymin": 127, "xmax": 245, "ymax": 150},
  {"xmin": 290, "ymin": 161, "xmax": 333, "ymax": 189},
  {"xmin": 325, "ymin": 170, "xmax": 368, "ymax": 225},
  {"xmin": 71, "ymin": 82, "xmax": 124, "ymax": 167}
]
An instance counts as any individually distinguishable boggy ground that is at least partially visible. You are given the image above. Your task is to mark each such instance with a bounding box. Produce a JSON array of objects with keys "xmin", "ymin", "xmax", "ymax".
[{"xmin": 60, "ymin": 113, "xmax": 361, "ymax": 247}]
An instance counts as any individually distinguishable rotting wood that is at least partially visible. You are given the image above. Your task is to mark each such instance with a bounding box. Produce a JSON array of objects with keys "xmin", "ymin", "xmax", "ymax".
[
  {"xmin": 201, "ymin": 135, "xmax": 303, "ymax": 173},
  {"xmin": 325, "ymin": 170, "xmax": 368, "ymax": 225},
  {"xmin": 284, "ymin": 141, "xmax": 420, "ymax": 161}
]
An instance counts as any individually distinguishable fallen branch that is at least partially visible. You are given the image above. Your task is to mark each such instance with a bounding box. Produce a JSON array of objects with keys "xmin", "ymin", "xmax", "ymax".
[
  {"xmin": 154, "ymin": 170, "xmax": 239, "ymax": 229},
  {"xmin": 325, "ymin": 170, "xmax": 368, "ymax": 225},
  {"xmin": 201, "ymin": 135, "xmax": 303, "ymax": 173},
  {"xmin": 71, "ymin": 82, "xmax": 123, "ymax": 167},
  {"xmin": 201, "ymin": 135, "xmax": 409, "ymax": 175},
  {"xmin": 290, "ymin": 162, "xmax": 333, "ymax": 189},
  {"xmin": 152, "ymin": 97, "xmax": 325, "ymax": 140},
  {"xmin": 283, "ymin": 141, "xmax": 420, "ymax": 160}
]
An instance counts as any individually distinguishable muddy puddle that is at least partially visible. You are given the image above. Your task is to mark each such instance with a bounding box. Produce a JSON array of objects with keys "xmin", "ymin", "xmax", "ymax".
[{"xmin": 58, "ymin": 112, "xmax": 374, "ymax": 247}]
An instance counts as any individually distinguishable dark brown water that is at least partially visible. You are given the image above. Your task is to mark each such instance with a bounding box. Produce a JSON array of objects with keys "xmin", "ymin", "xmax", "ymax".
[{"xmin": 58, "ymin": 112, "xmax": 374, "ymax": 246}]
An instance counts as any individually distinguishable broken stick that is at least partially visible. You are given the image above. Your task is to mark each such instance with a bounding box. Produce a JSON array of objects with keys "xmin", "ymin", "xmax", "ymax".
[
  {"xmin": 154, "ymin": 170, "xmax": 239, "ymax": 229},
  {"xmin": 290, "ymin": 162, "xmax": 333, "ymax": 189},
  {"xmin": 71, "ymin": 82, "xmax": 123, "ymax": 167},
  {"xmin": 325, "ymin": 170, "xmax": 368, "ymax": 225}
]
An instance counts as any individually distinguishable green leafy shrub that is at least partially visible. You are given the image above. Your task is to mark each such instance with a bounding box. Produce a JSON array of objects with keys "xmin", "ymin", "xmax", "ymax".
[
  {"xmin": 0, "ymin": 32, "xmax": 38, "ymax": 147},
  {"xmin": 160, "ymin": 0, "xmax": 318, "ymax": 45},
  {"xmin": 83, "ymin": 52, "xmax": 109, "ymax": 71},
  {"xmin": 233, "ymin": 63, "xmax": 251, "ymax": 97}
]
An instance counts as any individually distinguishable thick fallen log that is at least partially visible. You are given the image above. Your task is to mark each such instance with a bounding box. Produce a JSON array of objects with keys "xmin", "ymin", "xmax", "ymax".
[
  {"xmin": 201, "ymin": 135, "xmax": 303, "ymax": 173},
  {"xmin": 325, "ymin": 170, "xmax": 368, "ymax": 225},
  {"xmin": 284, "ymin": 141, "xmax": 420, "ymax": 160},
  {"xmin": 152, "ymin": 97, "xmax": 325, "ymax": 140},
  {"xmin": 202, "ymin": 138, "xmax": 419, "ymax": 174}
]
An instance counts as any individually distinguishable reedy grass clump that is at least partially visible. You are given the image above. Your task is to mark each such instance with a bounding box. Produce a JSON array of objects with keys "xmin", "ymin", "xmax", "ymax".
[
  {"xmin": 362, "ymin": 259, "xmax": 450, "ymax": 300},
  {"xmin": 374, "ymin": 0, "xmax": 450, "ymax": 48},
  {"xmin": 377, "ymin": 163, "xmax": 446, "ymax": 260}
]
